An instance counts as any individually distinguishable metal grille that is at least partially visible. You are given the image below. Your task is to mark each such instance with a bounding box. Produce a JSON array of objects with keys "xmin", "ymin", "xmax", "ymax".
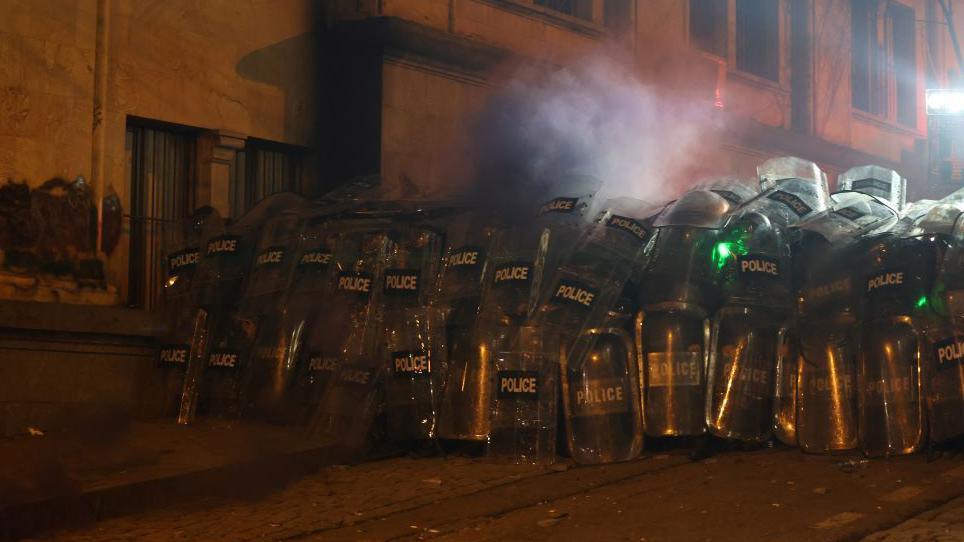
[
  {"xmin": 230, "ymin": 142, "xmax": 302, "ymax": 217},
  {"xmin": 126, "ymin": 124, "xmax": 196, "ymax": 310}
]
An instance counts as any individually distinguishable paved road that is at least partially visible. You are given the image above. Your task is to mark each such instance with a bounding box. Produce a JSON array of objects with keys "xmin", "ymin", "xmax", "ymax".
[{"xmin": 31, "ymin": 447, "xmax": 964, "ymax": 541}]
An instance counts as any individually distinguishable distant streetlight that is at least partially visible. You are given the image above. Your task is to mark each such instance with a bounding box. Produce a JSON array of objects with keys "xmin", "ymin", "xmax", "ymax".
[{"xmin": 926, "ymin": 89, "xmax": 964, "ymax": 116}]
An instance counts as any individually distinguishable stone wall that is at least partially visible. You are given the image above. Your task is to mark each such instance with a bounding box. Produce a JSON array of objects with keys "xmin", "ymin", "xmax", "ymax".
[
  {"xmin": 0, "ymin": 0, "xmax": 320, "ymax": 303},
  {"xmin": 0, "ymin": 300, "xmax": 156, "ymax": 437}
]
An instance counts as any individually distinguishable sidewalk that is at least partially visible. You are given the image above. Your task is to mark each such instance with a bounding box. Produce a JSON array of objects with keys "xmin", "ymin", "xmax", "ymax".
[
  {"xmin": 25, "ymin": 446, "xmax": 964, "ymax": 542},
  {"xmin": 0, "ymin": 421, "xmax": 347, "ymax": 540}
]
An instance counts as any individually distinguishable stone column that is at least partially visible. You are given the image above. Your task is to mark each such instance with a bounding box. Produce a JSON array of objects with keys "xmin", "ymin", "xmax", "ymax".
[{"xmin": 196, "ymin": 130, "xmax": 245, "ymax": 218}]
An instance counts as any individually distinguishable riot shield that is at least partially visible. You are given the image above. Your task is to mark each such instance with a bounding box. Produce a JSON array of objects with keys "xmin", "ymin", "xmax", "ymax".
[
  {"xmin": 443, "ymin": 186, "xmax": 597, "ymax": 445},
  {"xmin": 381, "ymin": 224, "xmax": 446, "ymax": 443},
  {"xmin": 488, "ymin": 326, "xmax": 558, "ymax": 464},
  {"xmin": 837, "ymin": 165, "xmax": 906, "ymax": 210},
  {"xmin": 638, "ymin": 180, "xmax": 755, "ymax": 437},
  {"xmin": 535, "ymin": 197, "xmax": 659, "ymax": 464},
  {"xmin": 155, "ymin": 208, "xmax": 223, "ymax": 417},
  {"xmin": 436, "ymin": 212, "xmax": 498, "ymax": 442},
  {"xmin": 778, "ymin": 187, "xmax": 898, "ymax": 450},
  {"xmin": 305, "ymin": 225, "xmax": 392, "ymax": 450},
  {"xmin": 177, "ymin": 193, "xmax": 309, "ymax": 424},
  {"xmin": 793, "ymin": 241, "xmax": 863, "ymax": 453},
  {"xmin": 561, "ymin": 302, "xmax": 642, "ymax": 464},
  {"xmin": 705, "ymin": 158, "xmax": 829, "ymax": 443},
  {"xmin": 283, "ymin": 217, "xmax": 342, "ymax": 425},
  {"xmin": 177, "ymin": 218, "xmax": 256, "ymax": 423},
  {"xmin": 234, "ymin": 212, "xmax": 307, "ymax": 421},
  {"xmin": 856, "ymin": 228, "xmax": 939, "ymax": 456},
  {"xmin": 930, "ymin": 209, "xmax": 964, "ymax": 443}
]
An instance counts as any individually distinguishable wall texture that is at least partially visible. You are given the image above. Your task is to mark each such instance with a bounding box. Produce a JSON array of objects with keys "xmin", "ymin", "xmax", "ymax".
[{"xmin": 1, "ymin": 0, "xmax": 320, "ymax": 302}]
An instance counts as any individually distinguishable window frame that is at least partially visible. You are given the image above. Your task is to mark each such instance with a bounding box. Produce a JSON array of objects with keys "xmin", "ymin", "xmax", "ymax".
[
  {"xmin": 125, "ymin": 118, "xmax": 199, "ymax": 310},
  {"xmin": 229, "ymin": 138, "xmax": 306, "ymax": 218},
  {"xmin": 689, "ymin": 0, "xmax": 728, "ymax": 59},
  {"xmin": 686, "ymin": 0, "xmax": 788, "ymax": 90},
  {"xmin": 850, "ymin": 0, "xmax": 921, "ymax": 132},
  {"xmin": 735, "ymin": 0, "xmax": 781, "ymax": 82},
  {"xmin": 482, "ymin": 0, "xmax": 610, "ymax": 36}
]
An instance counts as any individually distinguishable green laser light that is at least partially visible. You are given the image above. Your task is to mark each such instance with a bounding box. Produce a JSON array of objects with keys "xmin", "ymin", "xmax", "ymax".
[{"xmin": 716, "ymin": 243, "xmax": 732, "ymax": 259}]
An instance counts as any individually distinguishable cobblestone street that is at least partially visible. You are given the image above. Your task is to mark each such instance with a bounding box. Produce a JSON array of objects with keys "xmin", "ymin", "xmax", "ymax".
[
  {"xmin": 28, "ymin": 447, "xmax": 964, "ymax": 541},
  {"xmin": 864, "ymin": 496, "xmax": 964, "ymax": 542}
]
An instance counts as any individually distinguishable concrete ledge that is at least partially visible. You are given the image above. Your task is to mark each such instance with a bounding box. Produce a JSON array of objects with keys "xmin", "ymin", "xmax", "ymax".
[
  {"xmin": 0, "ymin": 421, "xmax": 358, "ymax": 540},
  {"xmin": 0, "ymin": 300, "xmax": 158, "ymax": 338}
]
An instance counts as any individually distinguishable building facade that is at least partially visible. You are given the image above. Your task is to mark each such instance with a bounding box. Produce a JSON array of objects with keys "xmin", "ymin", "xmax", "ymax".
[{"xmin": 2, "ymin": 0, "xmax": 961, "ymax": 307}]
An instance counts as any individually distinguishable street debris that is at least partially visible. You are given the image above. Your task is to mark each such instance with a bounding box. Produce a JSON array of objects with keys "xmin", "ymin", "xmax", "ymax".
[{"xmin": 837, "ymin": 459, "xmax": 870, "ymax": 473}]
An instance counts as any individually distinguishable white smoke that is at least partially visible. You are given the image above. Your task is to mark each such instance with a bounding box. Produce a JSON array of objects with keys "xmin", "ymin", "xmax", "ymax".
[{"xmin": 468, "ymin": 53, "xmax": 729, "ymax": 215}]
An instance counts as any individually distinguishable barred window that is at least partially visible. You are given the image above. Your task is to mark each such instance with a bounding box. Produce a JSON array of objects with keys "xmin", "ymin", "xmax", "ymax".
[
  {"xmin": 230, "ymin": 140, "xmax": 304, "ymax": 217},
  {"xmin": 126, "ymin": 121, "xmax": 197, "ymax": 309}
]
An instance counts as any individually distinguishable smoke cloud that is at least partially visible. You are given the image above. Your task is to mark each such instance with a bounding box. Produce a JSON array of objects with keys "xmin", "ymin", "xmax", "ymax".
[{"xmin": 467, "ymin": 52, "xmax": 730, "ymax": 216}]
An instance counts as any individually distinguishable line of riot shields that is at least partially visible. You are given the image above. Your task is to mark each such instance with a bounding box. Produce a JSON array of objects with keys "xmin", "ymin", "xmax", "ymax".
[{"xmin": 155, "ymin": 157, "xmax": 964, "ymax": 464}]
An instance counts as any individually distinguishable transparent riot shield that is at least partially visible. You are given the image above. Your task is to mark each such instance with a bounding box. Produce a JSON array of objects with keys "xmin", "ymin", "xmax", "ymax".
[
  {"xmin": 436, "ymin": 212, "xmax": 498, "ymax": 442},
  {"xmin": 306, "ymin": 226, "xmax": 392, "ymax": 450},
  {"xmin": 856, "ymin": 235, "xmax": 936, "ymax": 456},
  {"xmin": 284, "ymin": 218, "xmax": 341, "ymax": 425},
  {"xmin": 913, "ymin": 196, "xmax": 964, "ymax": 444},
  {"xmin": 156, "ymin": 208, "xmax": 223, "ymax": 417},
  {"xmin": 776, "ymin": 188, "xmax": 898, "ymax": 450},
  {"xmin": 706, "ymin": 234, "xmax": 788, "ymax": 444},
  {"xmin": 235, "ymin": 212, "xmax": 306, "ymax": 421},
  {"xmin": 772, "ymin": 326, "xmax": 799, "ymax": 445},
  {"xmin": 446, "ymin": 189, "xmax": 596, "ymax": 445},
  {"xmin": 488, "ymin": 326, "xmax": 558, "ymax": 464},
  {"xmin": 638, "ymin": 181, "xmax": 752, "ymax": 437},
  {"xmin": 381, "ymin": 225, "xmax": 446, "ymax": 443},
  {"xmin": 535, "ymin": 197, "xmax": 658, "ymax": 463},
  {"xmin": 797, "ymin": 330, "xmax": 859, "ymax": 453},
  {"xmin": 930, "ymin": 211, "xmax": 964, "ymax": 443},
  {"xmin": 466, "ymin": 222, "xmax": 555, "ymax": 446},
  {"xmin": 705, "ymin": 159, "xmax": 830, "ymax": 443},
  {"xmin": 706, "ymin": 306, "xmax": 782, "ymax": 442},
  {"xmin": 177, "ymin": 221, "xmax": 256, "ymax": 423},
  {"xmin": 837, "ymin": 165, "xmax": 906, "ymax": 210},
  {"xmin": 177, "ymin": 193, "xmax": 309, "ymax": 424},
  {"xmin": 561, "ymin": 303, "xmax": 642, "ymax": 464},
  {"xmin": 792, "ymin": 243, "xmax": 863, "ymax": 453}
]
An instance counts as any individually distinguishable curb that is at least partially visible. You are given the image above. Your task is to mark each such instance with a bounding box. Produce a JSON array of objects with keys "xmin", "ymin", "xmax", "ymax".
[{"xmin": 0, "ymin": 443, "xmax": 356, "ymax": 541}]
